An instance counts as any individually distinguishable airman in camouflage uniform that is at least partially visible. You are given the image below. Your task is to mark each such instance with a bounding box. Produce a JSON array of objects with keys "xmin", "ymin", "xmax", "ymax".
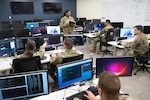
[
  {"xmin": 90, "ymin": 20, "xmax": 114, "ymax": 53},
  {"xmin": 121, "ymin": 25, "xmax": 149, "ymax": 56},
  {"xmin": 60, "ymin": 10, "xmax": 75, "ymax": 34}
]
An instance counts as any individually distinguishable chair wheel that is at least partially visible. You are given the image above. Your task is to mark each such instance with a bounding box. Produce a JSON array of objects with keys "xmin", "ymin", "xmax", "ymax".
[{"xmin": 134, "ymin": 73, "xmax": 136, "ymax": 75}]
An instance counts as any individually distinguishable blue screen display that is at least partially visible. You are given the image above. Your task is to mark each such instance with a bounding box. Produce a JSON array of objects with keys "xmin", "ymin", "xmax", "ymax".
[
  {"xmin": 93, "ymin": 23, "xmax": 105, "ymax": 31},
  {"xmin": 57, "ymin": 58, "xmax": 93, "ymax": 89},
  {"xmin": 120, "ymin": 28, "xmax": 134, "ymax": 37},
  {"xmin": 26, "ymin": 22, "xmax": 39, "ymax": 29},
  {"xmin": 0, "ymin": 39, "xmax": 16, "ymax": 56},
  {"xmin": 0, "ymin": 70, "xmax": 49, "ymax": 100}
]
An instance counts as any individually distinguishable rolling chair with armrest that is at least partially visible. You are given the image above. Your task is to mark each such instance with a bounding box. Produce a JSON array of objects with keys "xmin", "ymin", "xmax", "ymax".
[
  {"xmin": 12, "ymin": 56, "xmax": 41, "ymax": 73},
  {"xmin": 134, "ymin": 51, "xmax": 150, "ymax": 75},
  {"xmin": 48, "ymin": 54, "xmax": 84, "ymax": 90},
  {"xmin": 98, "ymin": 29, "xmax": 114, "ymax": 57}
]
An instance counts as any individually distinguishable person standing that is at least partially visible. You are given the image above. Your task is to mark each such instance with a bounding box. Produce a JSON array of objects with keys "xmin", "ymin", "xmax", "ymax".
[{"xmin": 60, "ymin": 10, "xmax": 76, "ymax": 34}]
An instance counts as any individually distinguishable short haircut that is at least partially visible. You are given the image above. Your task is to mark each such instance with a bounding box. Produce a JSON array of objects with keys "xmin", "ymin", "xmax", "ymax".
[
  {"xmin": 64, "ymin": 10, "xmax": 71, "ymax": 16},
  {"xmin": 106, "ymin": 19, "xmax": 111, "ymax": 24},
  {"xmin": 25, "ymin": 40, "xmax": 36, "ymax": 51},
  {"xmin": 64, "ymin": 37, "xmax": 73, "ymax": 50},
  {"xmin": 134, "ymin": 25, "xmax": 143, "ymax": 32},
  {"xmin": 98, "ymin": 72, "xmax": 120, "ymax": 96}
]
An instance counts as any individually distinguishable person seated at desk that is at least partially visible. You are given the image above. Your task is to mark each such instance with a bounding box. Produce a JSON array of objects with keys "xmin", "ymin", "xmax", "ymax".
[
  {"xmin": 50, "ymin": 37, "xmax": 80, "ymax": 65},
  {"xmin": 74, "ymin": 72, "xmax": 132, "ymax": 100},
  {"xmin": 60, "ymin": 10, "xmax": 76, "ymax": 34},
  {"xmin": 120, "ymin": 25, "xmax": 149, "ymax": 56},
  {"xmin": 49, "ymin": 37, "xmax": 80, "ymax": 83},
  {"xmin": 16, "ymin": 40, "xmax": 46, "ymax": 58},
  {"xmin": 90, "ymin": 19, "xmax": 114, "ymax": 53}
]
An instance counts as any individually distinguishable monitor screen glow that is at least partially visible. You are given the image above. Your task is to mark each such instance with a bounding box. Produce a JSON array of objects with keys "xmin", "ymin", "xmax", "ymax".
[
  {"xmin": 0, "ymin": 39, "xmax": 16, "ymax": 56},
  {"xmin": 26, "ymin": 22, "xmax": 39, "ymax": 29},
  {"xmin": 120, "ymin": 28, "xmax": 134, "ymax": 37},
  {"xmin": 96, "ymin": 57, "xmax": 134, "ymax": 77},
  {"xmin": 57, "ymin": 58, "xmax": 93, "ymax": 89},
  {"xmin": 0, "ymin": 70, "xmax": 49, "ymax": 100},
  {"xmin": 46, "ymin": 26, "xmax": 60, "ymax": 34},
  {"xmin": 93, "ymin": 23, "xmax": 104, "ymax": 31}
]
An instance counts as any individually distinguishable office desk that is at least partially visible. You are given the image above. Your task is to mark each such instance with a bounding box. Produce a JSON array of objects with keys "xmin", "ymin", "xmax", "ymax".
[
  {"xmin": 30, "ymin": 79, "xmax": 99, "ymax": 100},
  {"xmin": 0, "ymin": 54, "xmax": 50, "ymax": 75},
  {"xmin": 83, "ymin": 33, "xmax": 96, "ymax": 52},
  {"xmin": 108, "ymin": 36, "xmax": 150, "ymax": 56}
]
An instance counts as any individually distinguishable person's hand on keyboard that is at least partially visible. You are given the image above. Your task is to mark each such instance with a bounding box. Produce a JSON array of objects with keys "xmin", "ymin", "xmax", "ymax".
[
  {"xmin": 84, "ymin": 91, "xmax": 98, "ymax": 100},
  {"xmin": 73, "ymin": 90, "xmax": 97, "ymax": 100},
  {"xmin": 120, "ymin": 41, "xmax": 127, "ymax": 46}
]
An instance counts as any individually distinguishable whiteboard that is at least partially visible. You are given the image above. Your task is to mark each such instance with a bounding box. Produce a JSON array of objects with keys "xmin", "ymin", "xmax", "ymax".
[{"xmin": 101, "ymin": 0, "xmax": 150, "ymax": 27}]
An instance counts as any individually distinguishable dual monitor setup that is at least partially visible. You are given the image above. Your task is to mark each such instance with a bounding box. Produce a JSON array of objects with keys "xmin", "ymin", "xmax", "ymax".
[
  {"xmin": 0, "ymin": 56, "xmax": 134, "ymax": 99},
  {"xmin": 25, "ymin": 22, "xmax": 61, "ymax": 36},
  {"xmin": 57, "ymin": 56, "xmax": 133, "ymax": 89},
  {"xmin": 0, "ymin": 33, "xmax": 85, "ymax": 56}
]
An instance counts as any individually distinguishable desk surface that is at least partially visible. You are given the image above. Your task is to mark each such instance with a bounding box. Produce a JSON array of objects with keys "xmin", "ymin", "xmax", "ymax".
[
  {"xmin": 0, "ymin": 50, "xmax": 65, "ymax": 72},
  {"xmin": 83, "ymin": 33, "xmax": 97, "ymax": 38},
  {"xmin": 30, "ymin": 79, "xmax": 99, "ymax": 100}
]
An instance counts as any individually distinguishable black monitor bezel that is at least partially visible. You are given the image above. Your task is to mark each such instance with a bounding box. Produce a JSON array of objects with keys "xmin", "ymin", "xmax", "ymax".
[
  {"xmin": 0, "ymin": 70, "xmax": 49, "ymax": 100},
  {"xmin": 96, "ymin": 56, "xmax": 134, "ymax": 78},
  {"xmin": 56, "ymin": 58, "xmax": 93, "ymax": 90}
]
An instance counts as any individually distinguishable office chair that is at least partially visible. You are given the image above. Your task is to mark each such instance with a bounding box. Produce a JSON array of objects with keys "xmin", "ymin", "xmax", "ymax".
[
  {"xmin": 98, "ymin": 29, "xmax": 114, "ymax": 57},
  {"xmin": 13, "ymin": 56, "xmax": 41, "ymax": 73},
  {"xmin": 134, "ymin": 51, "xmax": 150, "ymax": 75},
  {"xmin": 48, "ymin": 54, "xmax": 84, "ymax": 90}
]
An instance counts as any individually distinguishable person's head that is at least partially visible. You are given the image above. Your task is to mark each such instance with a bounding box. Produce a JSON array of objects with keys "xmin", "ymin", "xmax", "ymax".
[
  {"xmin": 63, "ymin": 37, "xmax": 74, "ymax": 50},
  {"xmin": 98, "ymin": 72, "xmax": 121, "ymax": 100},
  {"xmin": 25, "ymin": 40, "xmax": 36, "ymax": 56},
  {"xmin": 134, "ymin": 25, "xmax": 143, "ymax": 35},
  {"xmin": 104, "ymin": 19, "xmax": 111, "ymax": 26},
  {"xmin": 64, "ymin": 10, "xmax": 71, "ymax": 17}
]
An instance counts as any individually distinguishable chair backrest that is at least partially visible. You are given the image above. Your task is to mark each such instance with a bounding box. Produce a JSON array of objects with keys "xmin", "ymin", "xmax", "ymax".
[
  {"xmin": 113, "ymin": 28, "xmax": 120, "ymax": 41},
  {"xmin": 105, "ymin": 28, "xmax": 114, "ymax": 42},
  {"xmin": 13, "ymin": 56, "xmax": 41, "ymax": 73},
  {"xmin": 62, "ymin": 54, "xmax": 84, "ymax": 64}
]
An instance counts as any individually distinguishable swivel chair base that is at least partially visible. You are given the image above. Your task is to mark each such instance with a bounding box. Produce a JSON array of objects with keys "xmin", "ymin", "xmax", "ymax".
[{"xmin": 134, "ymin": 65, "xmax": 150, "ymax": 75}]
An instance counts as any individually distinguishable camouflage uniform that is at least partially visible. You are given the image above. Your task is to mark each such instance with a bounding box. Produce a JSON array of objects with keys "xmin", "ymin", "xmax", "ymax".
[
  {"xmin": 124, "ymin": 33, "xmax": 149, "ymax": 56},
  {"xmin": 16, "ymin": 45, "xmax": 45, "ymax": 58},
  {"xmin": 60, "ymin": 16, "xmax": 75, "ymax": 34},
  {"xmin": 12, "ymin": 45, "xmax": 45, "ymax": 72},
  {"xmin": 92, "ymin": 24, "xmax": 114, "ymax": 49},
  {"xmin": 50, "ymin": 49, "xmax": 80, "ymax": 65}
]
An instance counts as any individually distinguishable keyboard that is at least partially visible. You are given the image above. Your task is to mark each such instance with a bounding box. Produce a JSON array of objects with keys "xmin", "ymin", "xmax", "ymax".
[
  {"xmin": 66, "ymin": 86, "xmax": 98, "ymax": 100},
  {"xmin": 40, "ymin": 56, "xmax": 47, "ymax": 60}
]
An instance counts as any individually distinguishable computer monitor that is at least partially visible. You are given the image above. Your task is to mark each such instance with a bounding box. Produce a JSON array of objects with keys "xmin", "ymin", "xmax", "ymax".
[
  {"xmin": 111, "ymin": 22, "xmax": 124, "ymax": 28},
  {"xmin": 46, "ymin": 26, "xmax": 61, "ymax": 34},
  {"xmin": 92, "ymin": 19, "xmax": 101, "ymax": 24},
  {"xmin": 0, "ymin": 29, "xmax": 14, "ymax": 40},
  {"xmin": 120, "ymin": 28, "xmax": 134, "ymax": 37},
  {"xmin": 38, "ymin": 22, "xmax": 50, "ymax": 27},
  {"xmin": 13, "ymin": 28, "xmax": 29, "ymax": 37},
  {"xmin": 143, "ymin": 26, "xmax": 150, "ymax": 34},
  {"xmin": 64, "ymin": 34, "xmax": 84, "ymax": 45},
  {"xmin": 93, "ymin": 23, "xmax": 105, "ymax": 31},
  {"xmin": 43, "ymin": 34, "xmax": 63, "ymax": 47},
  {"xmin": 26, "ymin": 22, "xmax": 39, "ymax": 29},
  {"xmin": 29, "ymin": 37, "xmax": 44, "ymax": 49},
  {"xmin": 96, "ymin": 57, "xmax": 134, "ymax": 77},
  {"xmin": 15, "ymin": 37, "xmax": 28, "ymax": 51},
  {"xmin": 31, "ymin": 27, "xmax": 44, "ymax": 36},
  {"xmin": 0, "ymin": 39, "xmax": 16, "ymax": 56},
  {"xmin": 57, "ymin": 58, "xmax": 93, "ymax": 89},
  {"xmin": 0, "ymin": 70, "xmax": 49, "ymax": 100}
]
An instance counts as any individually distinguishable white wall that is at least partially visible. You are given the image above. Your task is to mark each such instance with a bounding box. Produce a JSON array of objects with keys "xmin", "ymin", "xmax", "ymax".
[{"xmin": 76, "ymin": 0, "xmax": 102, "ymax": 19}]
